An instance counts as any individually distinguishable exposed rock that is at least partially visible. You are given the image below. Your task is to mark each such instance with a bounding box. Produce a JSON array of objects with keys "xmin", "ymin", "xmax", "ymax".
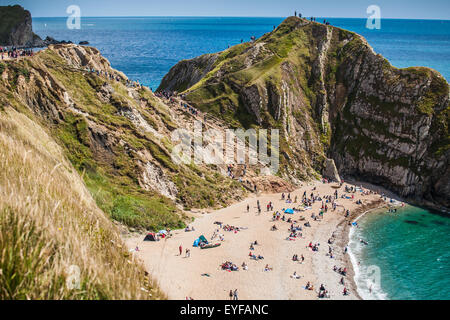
[
  {"xmin": 0, "ymin": 5, "xmax": 40, "ymax": 47},
  {"xmin": 0, "ymin": 5, "xmax": 68, "ymax": 47},
  {"xmin": 140, "ymin": 162, "xmax": 178, "ymax": 200},
  {"xmin": 1, "ymin": 44, "xmax": 251, "ymax": 228},
  {"xmin": 323, "ymin": 158, "xmax": 341, "ymax": 182},
  {"xmin": 157, "ymin": 53, "xmax": 220, "ymax": 92},
  {"xmin": 158, "ymin": 16, "xmax": 450, "ymax": 210}
]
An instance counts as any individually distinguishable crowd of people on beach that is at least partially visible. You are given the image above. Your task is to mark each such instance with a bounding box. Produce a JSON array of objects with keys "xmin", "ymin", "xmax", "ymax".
[{"xmin": 154, "ymin": 178, "xmax": 395, "ymax": 300}]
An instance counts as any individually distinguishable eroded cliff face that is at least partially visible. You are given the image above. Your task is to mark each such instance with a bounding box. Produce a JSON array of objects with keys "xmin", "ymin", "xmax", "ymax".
[
  {"xmin": 0, "ymin": 44, "xmax": 253, "ymax": 230},
  {"xmin": 0, "ymin": 5, "xmax": 43, "ymax": 47},
  {"xmin": 158, "ymin": 16, "xmax": 450, "ymax": 210}
]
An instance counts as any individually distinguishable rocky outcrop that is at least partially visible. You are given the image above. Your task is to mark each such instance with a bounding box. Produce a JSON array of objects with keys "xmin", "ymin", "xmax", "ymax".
[
  {"xmin": 0, "ymin": 5, "xmax": 66, "ymax": 47},
  {"xmin": 1, "ymin": 44, "xmax": 251, "ymax": 229},
  {"xmin": 0, "ymin": 5, "xmax": 38, "ymax": 46},
  {"xmin": 323, "ymin": 158, "xmax": 341, "ymax": 182},
  {"xmin": 158, "ymin": 53, "xmax": 219, "ymax": 92},
  {"xmin": 158, "ymin": 16, "xmax": 450, "ymax": 210}
]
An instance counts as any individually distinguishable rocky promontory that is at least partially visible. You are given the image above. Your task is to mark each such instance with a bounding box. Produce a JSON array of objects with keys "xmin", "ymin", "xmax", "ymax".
[
  {"xmin": 158, "ymin": 17, "xmax": 450, "ymax": 210},
  {"xmin": 0, "ymin": 5, "xmax": 68, "ymax": 47}
]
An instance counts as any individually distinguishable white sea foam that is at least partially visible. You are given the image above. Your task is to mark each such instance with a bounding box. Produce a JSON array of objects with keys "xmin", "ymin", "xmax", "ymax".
[{"xmin": 348, "ymin": 209, "xmax": 389, "ymax": 300}]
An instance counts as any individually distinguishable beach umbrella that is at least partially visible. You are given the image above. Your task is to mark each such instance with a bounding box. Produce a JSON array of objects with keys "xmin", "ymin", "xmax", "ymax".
[
  {"xmin": 284, "ymin": 208, "xmax": 294, "ymax": 214},
  {"xmin": 158, "ymin": 230, "xmax": 168, "ymax": 235}
]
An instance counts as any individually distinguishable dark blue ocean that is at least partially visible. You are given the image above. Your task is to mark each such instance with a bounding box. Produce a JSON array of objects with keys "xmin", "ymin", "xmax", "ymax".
[
  {"xmin": 32, "ymin": 17, "xmax": 450, "ymax": 90},
  {"xmin": 32, "ymin": 17, "xmax": 450, "ymax": 300}
]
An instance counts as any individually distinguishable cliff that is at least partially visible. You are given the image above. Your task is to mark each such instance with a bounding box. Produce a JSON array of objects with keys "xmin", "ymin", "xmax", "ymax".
[
  {"xmin": 0, "ymin": 43, "xmax": 274, "ymax": 298},
  {"xmin": 158, "ymin": 17, "xmax": 450, "ymax": 210},
  {"xmin": 0, "ymin": 5, "xmax": 45, "ymax": 47},
  {"xmin": 1, "ymin": 43, "xmax": 282, "ymax": 233}
]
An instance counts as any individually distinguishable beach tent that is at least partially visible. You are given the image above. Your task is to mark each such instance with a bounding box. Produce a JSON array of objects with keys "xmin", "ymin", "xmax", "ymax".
[
  {"xmin": 144, "ymin": 233, "xmax": 158, "ymax": 241},
  {"xmin": 193, "ymin": 235, "xmax": 209, "ymax": 247},
  {"xmin": 199, "ymin": 235, "xmax": 208, "ymax": 244},
  {"xmin": 193, "ymin": 239, "xmax": 200, "ymax": 247},
  {"xmin": 284, "ymin": 208, "xmax": 294, "ymax": 214}
]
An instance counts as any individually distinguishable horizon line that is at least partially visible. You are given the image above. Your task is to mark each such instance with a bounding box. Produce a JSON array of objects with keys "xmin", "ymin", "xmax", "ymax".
[{"xmin": 32, "ymin": 15, "xmax": 450, "ymax": 21}]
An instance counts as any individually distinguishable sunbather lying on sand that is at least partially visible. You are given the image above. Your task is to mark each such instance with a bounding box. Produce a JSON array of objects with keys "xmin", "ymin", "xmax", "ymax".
[{"xmin": 264, "ymin": 264, "xmax": 273, "ymax": 272}]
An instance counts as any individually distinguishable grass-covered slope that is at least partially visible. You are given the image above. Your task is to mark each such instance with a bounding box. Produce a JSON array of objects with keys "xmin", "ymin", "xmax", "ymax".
[
  {"xmin": 159, "ymin": 16, "xmax": 450, "ymax": 209},
  {"xmin": 0, "ymin": 108, "xmax": 163, "ymax": 299}
]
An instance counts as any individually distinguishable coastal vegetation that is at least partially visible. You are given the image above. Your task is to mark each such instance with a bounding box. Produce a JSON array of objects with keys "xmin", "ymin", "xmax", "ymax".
[{"xmin": 0, "ymin": 108, "xmax": 163, "ymax": 299}]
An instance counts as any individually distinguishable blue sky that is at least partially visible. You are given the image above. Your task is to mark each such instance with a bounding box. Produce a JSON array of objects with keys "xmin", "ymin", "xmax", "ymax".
[{"xmin": 1, "ymin": 0, "xmax": 449, "ymax": 19}]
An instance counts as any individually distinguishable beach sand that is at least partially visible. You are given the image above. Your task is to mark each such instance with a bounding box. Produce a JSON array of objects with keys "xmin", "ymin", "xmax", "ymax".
[{"xmin": 125, "ymin": 180, "xmax": 386, "ymax": 300}]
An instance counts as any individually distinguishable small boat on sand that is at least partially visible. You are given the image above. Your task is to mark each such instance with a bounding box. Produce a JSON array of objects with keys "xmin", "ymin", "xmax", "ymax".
[{"xmin": 200, "ymin": 243, "xmax": 221, "ymax": 249}]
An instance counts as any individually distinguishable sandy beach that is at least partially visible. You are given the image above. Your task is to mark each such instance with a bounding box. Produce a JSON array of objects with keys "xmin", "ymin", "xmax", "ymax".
[{"xmin": 125, "ymin": 180, "xmax": 387, "ymax": 300}]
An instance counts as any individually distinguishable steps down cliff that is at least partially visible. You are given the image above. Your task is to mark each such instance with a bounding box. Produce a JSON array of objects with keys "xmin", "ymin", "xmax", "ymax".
[{"xmin": 158, "ymin": 16, "xmax": 450, "ymax": 210}]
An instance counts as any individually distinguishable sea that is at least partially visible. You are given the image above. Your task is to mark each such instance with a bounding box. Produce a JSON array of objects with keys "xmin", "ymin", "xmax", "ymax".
[{"xmin": 32, "ymin": 17, "xmax": 450, "ymax": 300}]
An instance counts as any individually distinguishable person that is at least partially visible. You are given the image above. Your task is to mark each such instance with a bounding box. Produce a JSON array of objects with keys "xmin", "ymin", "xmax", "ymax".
[
  {"xmin": 185, "ymin": 249, "xmax": 190, "ymax": 258},
  {"xmin": 247, "ymin": 204, "xmax": 250, "ymax": 212},
  {"xmin": 233, "ymin": 289, "xmax": 238, "ymax": 300},
  {"xmin": 229, "ymin": 290, "xmax": 233, "ymax": 300},
  {"xmin": 179, "ymin": 244, "xmax": 183, "ymax": 256}
]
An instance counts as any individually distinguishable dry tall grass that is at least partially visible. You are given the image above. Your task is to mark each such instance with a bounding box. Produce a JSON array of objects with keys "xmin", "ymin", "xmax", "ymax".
[{"xmin": 0, "ymin": 107, "xmax": 165, "ymax": 299}]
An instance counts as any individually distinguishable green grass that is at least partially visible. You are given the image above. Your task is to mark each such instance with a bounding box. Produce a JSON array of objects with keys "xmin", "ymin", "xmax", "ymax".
[
  {"xmin": 0, "ymin": 109, "xmax": 164, "ymax": 299},
  {"xmin": 84, "ymin": 170, "xmax": 184, "ymax": 231}
]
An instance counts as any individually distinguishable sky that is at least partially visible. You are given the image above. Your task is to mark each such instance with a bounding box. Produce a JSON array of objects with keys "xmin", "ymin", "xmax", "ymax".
[{"xmin": 1, "ymin": 0, "xmax": 449, "ymax": 19}]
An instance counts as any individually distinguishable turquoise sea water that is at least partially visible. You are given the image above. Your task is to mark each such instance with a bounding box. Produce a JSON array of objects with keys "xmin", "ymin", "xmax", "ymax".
[
  {"xmin": 32, "ymin": 17, "xmax": 450, "ymax": 89},
  {"xmin": 349, "ymin": 206, "xmax": 450, "ymax": 300},
  {"xmin": 31, "ymin": 17, "xmax": 450, "ymax": 300}
]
